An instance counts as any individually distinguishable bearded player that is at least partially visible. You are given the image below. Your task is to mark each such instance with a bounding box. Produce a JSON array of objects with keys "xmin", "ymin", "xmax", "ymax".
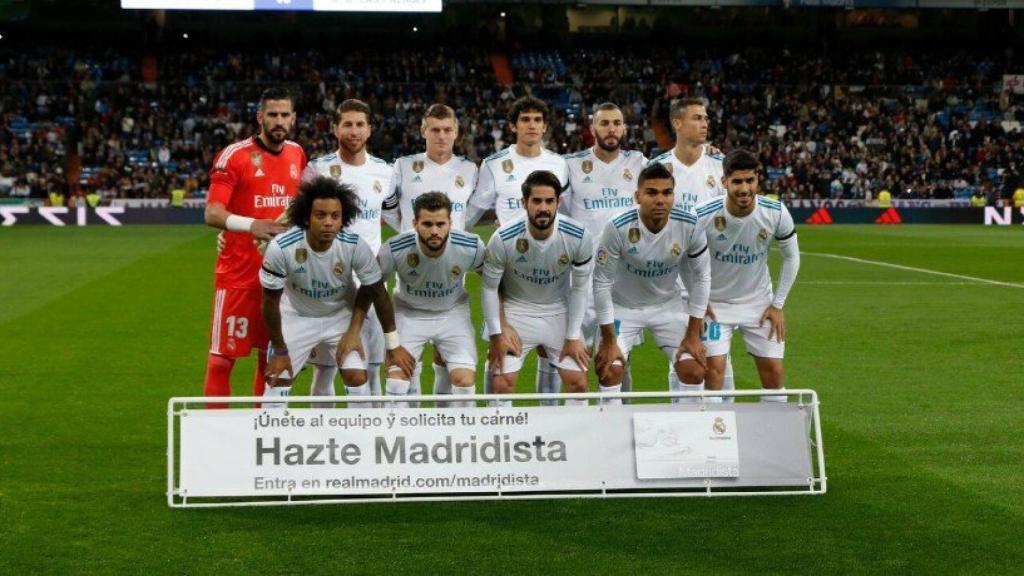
[{"xmin": 202, "ymin": 87, "xmax": 306, "ymax": 408}]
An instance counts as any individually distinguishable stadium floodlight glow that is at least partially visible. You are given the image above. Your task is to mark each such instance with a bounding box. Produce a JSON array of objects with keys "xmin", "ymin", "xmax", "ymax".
[
  {"xmin": 182, "ymin": 32, "xmax": 189, "ymax": 39},
  {"xmin": 500, "ymin": 11, "xmax": 505, "ymax": 17},
  {"xmin": 120, "ymin": 0, "xmax": 443, "ymax": 12}
]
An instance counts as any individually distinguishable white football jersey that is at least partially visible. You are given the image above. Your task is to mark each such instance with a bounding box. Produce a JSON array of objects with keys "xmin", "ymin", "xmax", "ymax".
[
  {"xmin": 470, "ymin": 145, "xmax": 569, "ymax": 226},
  {"xmin": 593, "ymin": 206, "xmax": 707, "ymax": 319},
  {"xmin": 563, "ymin": 148, "xmax": 648, "ymax": 246},
  {"xmin": 649, "ymin": 145, "xmax": 725, "ymax": 212},
  {"xmin": 378, "ymin": 229, "xmax": 486, "ymax": 317},
  {"xmin": 483, "ymin": 215, "xmax": 593, "ymax": 316},
  {"xmin": 391, "ymin": 153, "xmax": 478, "ymax": 231},
  {"xmin": 302, "ymin": 151, "xmax": 396, "ymax": 255},
  {"xmin": 259, "ymin": 227, "xmax": 382, "ymax": 318},
  {"xmin": 695, "ymin": 196, "xmax": 796, "ymax": 306}
]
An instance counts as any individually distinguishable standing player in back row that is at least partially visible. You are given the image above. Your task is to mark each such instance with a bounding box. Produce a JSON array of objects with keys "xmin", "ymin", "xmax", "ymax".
[
  {"xmin": 694, "ymin": 150, "xmax": 800, "ymax": 402},
  {"xmin": 466, "ymin": 96, "xmax": 570, "ymax": 403},
  {"xmin": 202, "ymin": 87, "xmax": 306, "ymax": 407},
  {"xmin": 390, "ymin": 104, "xmax": 479, "ymax": 402},
  {"xmin": 302, "ymin": 99, "xmax": 397, "ymax": 404},
  {"xmin": 650, "ymin": 97, "xmax": 736, "ymax": 399},
  {"xmin": 563, "ymin": 102, "xmax": 648, "ymax": 396}
]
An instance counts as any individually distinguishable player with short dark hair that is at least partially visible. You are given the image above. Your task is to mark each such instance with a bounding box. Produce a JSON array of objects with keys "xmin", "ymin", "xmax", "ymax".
[
  {"xmin": 593, "ymin": 163, "xmax": 711, "ymax": 404},
  {"xmin": 376, "ymin": 191, "xmax": 486, "ymax": 407},
  {"xmin": 694, "ymin": 149, "xmax": 800, "ymax": 402},
  {"xmin": 482, "ymin": 170, "xmax": 594, "ymax": 407},
  {"xmin": 201, "ymin": 87, "xmax": 306, "ymax": 408}
]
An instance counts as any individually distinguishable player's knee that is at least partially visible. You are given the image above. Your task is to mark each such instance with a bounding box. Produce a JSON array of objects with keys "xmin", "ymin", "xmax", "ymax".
[
  {"xmin": 387, "ymin": 367, "xmax": 412, "ymax": 380},
  {"xmin": 341, "ymin": 369, "xmax": 367, "ymax": 387},
  {"xmin": 599, "ymin": 364, "xmax": 624, "ymax": 387},
  {"xmin": 492, "ymin": 374, "xmax": 516, "ymax": 394},
  {"xmin": 675, "ymin": 360, "xmax": 705, "ymax": 385},
  {"xmin": 267, "ymin": 378, "xmax": 293, "ymax": 389},
  {"xmin": 450, "ymin": 370, "xmax": 474, "ymax": 388},
  {"xmin": 562, "ymin": 373, "xmax": 588, "ymax": 393}
]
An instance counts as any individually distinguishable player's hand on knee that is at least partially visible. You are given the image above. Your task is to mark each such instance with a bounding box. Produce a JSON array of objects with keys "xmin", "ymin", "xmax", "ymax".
[
  {"xmin": 386, "ymin": 346, "xmax": 416, "ymax": 378},
  {"xmin": 595, "ymin": 339, "xmax": 625, "ymax": 382},
  {"xmin": 266, "ymin": 353, "xmax": 293, "ymax": 387},
  {"xmin": 336, "ymin": 329, "xmax": 365, "ymax": 366},
  {"xmin": 250, "ymin": 219, "xmax": 289, "ymax": 241},
  {"xmin": 761, "ymin": 306, "xmax": 785, "ymax": 342},
  {"xmin": 488, "ymin": 335, "xmax": 508, "ymax": 373},
  {"xmin": 705, "ymin": 305, "xmax": 717, "ymax": 322},
  {"xmin": 560, "ymin": 339, "xmax": 590, "ymax": 370},
  {"xmin": 678, "ymin": 334, "xmax": 707, "ymax": 369},
  {"xmin": 502, "ymin": 325, "xmax": 522, "ymax": 356}
]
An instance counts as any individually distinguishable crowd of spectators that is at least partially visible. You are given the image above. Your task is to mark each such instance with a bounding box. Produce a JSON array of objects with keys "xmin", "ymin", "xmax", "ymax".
[{"xmin": 1, "ymin": 44, "xmax": 1021, "ymax": 203}]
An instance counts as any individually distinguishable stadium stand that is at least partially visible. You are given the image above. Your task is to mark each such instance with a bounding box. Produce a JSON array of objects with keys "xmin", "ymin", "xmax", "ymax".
[{"xmin": 1, "ymin": 45, "xmax": 1021, "ymax": 203}]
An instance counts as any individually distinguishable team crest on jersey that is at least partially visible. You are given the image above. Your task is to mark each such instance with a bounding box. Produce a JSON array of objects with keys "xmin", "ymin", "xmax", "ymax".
[
  {"xmin": 412, "ymin": 160, "xmax": 424, "ymax": 173},
  {"xmin": 596, "ymin": 248, "xmax": 609, "ymax": 265},
  {"xmin": 333, "ymin": 262, "xmax": 345, "ymax": 277},
  {"xmin": 373, "ymin": 180, "xmax": 383, "ymax": 194},
  {"xmin": 407, "ymin": 253, "xmax": 419, "ymax": 267},
  {"xmin": 558, "ymin": 253, "xmax": 570, "ymax": 267},
  {"xmin": 290, "ymin": 164, "xmax": 299, "ymax": 180},
  {"xmin": 516, "ymin": 238, "xmax": 529, "ymax": 254},
  {"xmin": 628, "ymin": 228, "xmax": 641, "ymax": 244},
  {"xmin": 714, "ymin": 216, "xmax": 727, "ymax": 231},
  {"xmin": 671, "ymin": 243, "xmax": 682, "ymax": 257},
  {"xmin": 502, "ymin": 159, "xmax": 514, "ymax": 174},
  {"xmin": 581, "ymin": 160, "xmax": 593, "ymax": 174},
  {"xmin": 758, "ymin": 228, "xmax": 769, "ymax": 242},
  {"xmin": 455, "ymin": 175, "xmax": 465, "ymax": 188},
  {"xmin": 451, "ymin": 265, "xmax": 462, "ymax": 277},
  {"xmin": 623, "ymin": 168, "xmax": 633, "ymax": 181},
  {"xmin": 250, "ymin": 152, "xmax": 263, "ymax": 167},
  {"xmin": 706, "ymin": 175, "xmax": 716, "ymax": 189},
  {"xmin": 330, "ymin": 165, "xmax": 342, "ymax": 178},
  {"xmin": 295, "ymin": 248, "xmax": 308, "ymax": 264}
]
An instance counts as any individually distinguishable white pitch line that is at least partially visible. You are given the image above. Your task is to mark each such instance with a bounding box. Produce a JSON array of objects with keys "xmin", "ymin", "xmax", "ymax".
[
  {"xmin": 802, "ymin": 281, "xmax": 986, "ymax": 286},
  {"xmin": 802, "ymin": 251, "xmax": 1024, "ymax": 289}
]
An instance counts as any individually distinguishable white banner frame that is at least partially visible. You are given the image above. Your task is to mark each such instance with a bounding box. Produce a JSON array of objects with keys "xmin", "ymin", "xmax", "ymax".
[{"xmin": 167, "ymin": 390, "xmax": 827, "ymax": 508}]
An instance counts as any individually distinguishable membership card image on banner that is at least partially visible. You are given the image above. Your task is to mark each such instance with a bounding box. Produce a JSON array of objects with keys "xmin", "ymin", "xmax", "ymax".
[{"xmin": 632, "ymin": 412, "xmax": 740, "ymax": 479}]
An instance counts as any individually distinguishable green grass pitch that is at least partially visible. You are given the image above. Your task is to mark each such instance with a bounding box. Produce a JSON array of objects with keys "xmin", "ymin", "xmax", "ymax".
[{"xmin": 1, "ymin": 224, "xmax": 1022, "ymax": 573}]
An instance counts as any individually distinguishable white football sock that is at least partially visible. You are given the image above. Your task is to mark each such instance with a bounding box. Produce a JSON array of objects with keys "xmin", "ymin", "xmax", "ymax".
[
  {"xmin": 310, "ymin": 365, "xmax": 337, "ymax": 409},
  {"xmin": 262, "ymin": 385, "xmax": 291, "ymax": 410},
  {"xmin": 346, "ymin": 383, "xmax": 370, "ymax": 409},
  {"xmin": 679, "ymin": 382, "xmax": 704, "ymax": 404},
  {"xmin": 489, "ymin": 398, "xmax": 512, "ymax": 408},
  {"xmin": 599, "ymin": 384, "xmax": 622, "ymax": 406},
  {"xmin": 537, "ymin": 362, "xmax": 560, "ymax": 406},
  {"xmin": 722, "ymin": 354, "xmax": 735, "ymax": 403},
  {"xmin": 452, "ymin": 384, "xmax": 475, "ymax": 408},
  {"xmin": 761, "ymin": 387, "xmax": 788, "ymax": 403},
  {"xmin": 669, "ymin": 371, "xmax": 685, "ymax": 404},
  {"xmin": 367, "ymin": 365, "xmax": 382, "ymax": 408},
  {"xmin": 405, "ymin": 364, "xmax": 422, "ymax": 408},
  {"xmin": 564, "ymin": 398, "xmax": 588, "ymax": 406}
]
